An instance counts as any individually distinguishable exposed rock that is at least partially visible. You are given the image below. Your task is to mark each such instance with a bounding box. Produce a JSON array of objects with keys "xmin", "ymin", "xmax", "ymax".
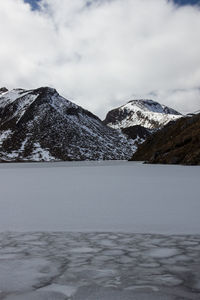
[
  {"xmin": 121, "ymin": 125, "xmax": 151, "ymax": 141},
  {"xmin": 131, "ymin": 113, "xmax": 200, "ymax": 165},
  {"xmin": 0, "ymin": 87, "xmax": 8, "ymax": 94}
]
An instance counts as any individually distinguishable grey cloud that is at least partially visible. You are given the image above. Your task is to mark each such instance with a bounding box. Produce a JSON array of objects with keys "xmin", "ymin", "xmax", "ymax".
[{"xmin": 0, "ymin": 0, "xmax": 200, "ymax": 119}]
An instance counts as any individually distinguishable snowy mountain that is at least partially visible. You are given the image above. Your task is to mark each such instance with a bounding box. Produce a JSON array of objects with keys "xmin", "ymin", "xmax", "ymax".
[
  {"xmin": 104, "ymin": 99, "xmax": 182, "ymax": 130},
  {"xmin": 0, "ymin": 87, "xmax": 134, "ymax": 162}
]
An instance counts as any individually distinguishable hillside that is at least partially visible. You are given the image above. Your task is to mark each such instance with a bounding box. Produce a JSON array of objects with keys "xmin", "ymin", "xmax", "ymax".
[{"xmin": 131, "ymin": 113, "xmax": 200, "ymax": 165}]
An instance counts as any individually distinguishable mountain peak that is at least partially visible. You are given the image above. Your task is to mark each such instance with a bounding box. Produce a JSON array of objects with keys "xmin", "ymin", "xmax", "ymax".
[
  {"xmin": 104, "ymin": 99, "xmax": 182, "ymax": 130},
  {"xmin": 34, "ymin": 86, "xmax": 58, "ymax": 94},
  {"xmin": 128, "ymin": 99, "xmax": 154, "ymax": 104},
  {"xmin": 0, "ymin": 87, "xmax": 134, "ymax": 162},
  {"xmin": 126, "ymin": 99, "xmax": 181, "ymax": 115}
]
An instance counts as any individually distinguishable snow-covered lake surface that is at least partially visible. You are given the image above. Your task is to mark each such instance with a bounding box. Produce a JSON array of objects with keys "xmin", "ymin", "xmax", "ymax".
[
  {"xmin": 0, "ymin": 161, "xmax": 199, "ymax": 234},
  {"xmin": 0, "ymin": 161, "xmax": 200, "ymax": 299}
]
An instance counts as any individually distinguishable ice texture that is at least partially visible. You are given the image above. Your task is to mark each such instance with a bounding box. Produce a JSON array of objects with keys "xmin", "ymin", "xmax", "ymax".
[
  {"xmin": 0, "ymin": 232, "xmax": 199, "ymax": 299},
  {"xmin": 147, "ymin": 248, "xmax": 179, "ymax": 258}
]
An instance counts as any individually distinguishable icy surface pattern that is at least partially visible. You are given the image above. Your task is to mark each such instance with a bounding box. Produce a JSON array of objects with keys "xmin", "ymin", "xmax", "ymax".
[{"xmin": 0, "ymin": 232, "xmax": 200, "ymax": 299}]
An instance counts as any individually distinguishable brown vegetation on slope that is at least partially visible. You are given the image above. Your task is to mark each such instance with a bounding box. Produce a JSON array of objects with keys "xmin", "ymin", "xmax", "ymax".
[{"xmin": 131, "ymin": 113, "xmax": 200, "ymax": 165}]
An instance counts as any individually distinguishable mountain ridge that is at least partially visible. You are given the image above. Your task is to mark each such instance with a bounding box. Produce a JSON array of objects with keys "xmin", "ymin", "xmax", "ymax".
[
  {"xmin": 103, "ymin": 99, "xmax": 182, "ymax": 130},
  {"xmin": 1, "ymin": 86, "xmax": 196, "ymax": 164},
  {"xmin": 0, "ymin": 87, "xmax": 135, "ymax": 162}
]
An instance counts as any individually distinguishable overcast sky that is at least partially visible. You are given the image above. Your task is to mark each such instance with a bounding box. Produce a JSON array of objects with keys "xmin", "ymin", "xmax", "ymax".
[{"xmin": 0, "ymin": 0, "xmax": 200, "ymax": 118}]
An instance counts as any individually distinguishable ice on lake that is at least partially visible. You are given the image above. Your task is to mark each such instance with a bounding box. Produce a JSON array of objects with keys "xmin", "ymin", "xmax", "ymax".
[
  {"xmin": 0, "ymin": 161, "xmax": 199, "ymax": 234},
  {"xmin": 0, "ymin": 161, "xmax": 200, "ymax": 299},
  {"xmin": 0, "ymin": 232, "xmax": 200, "ymax": 299}
]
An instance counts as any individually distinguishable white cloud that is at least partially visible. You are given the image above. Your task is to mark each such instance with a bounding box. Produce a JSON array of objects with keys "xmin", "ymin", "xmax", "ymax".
[{"xmin": 0, "ymin": 0, "xmax": 200, "ymax": 118}]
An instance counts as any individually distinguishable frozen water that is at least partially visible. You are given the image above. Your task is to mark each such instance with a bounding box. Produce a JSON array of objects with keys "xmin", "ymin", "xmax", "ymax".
[
  {"xmin": 38, "ymin": 284, "xmax": 78, "ymax": 297},
  {"xmin": 0, "ymin": 257, "xmax": 56, "ymax": 293},
  {"xmin": 4, "ymin": 291, "xmax": 66, "ymax": 300},
  {"xmin": 69, "ymin": 247, "xmax": 99, "ymax": 253},
  {"xmin": 0, "ymin": 161, "xmax": 199, "ymax": 234},
  {"xmin": 0, "ymin": 162, "xmax": 200, "ymax": 299},
  {"xmin": 0, "ymin": 232, "xmax": 199, "ymax": 299},
  {"xmin": 0, "ymin": 232, "xmax": 200, "ymax": 300},
  {"xmin": 147, "ymin": 248, "xmax": 179, "ymax": 258},
  {"xmin": 125, "ymin": 285, "xmax": 159, "ymax": 292}
]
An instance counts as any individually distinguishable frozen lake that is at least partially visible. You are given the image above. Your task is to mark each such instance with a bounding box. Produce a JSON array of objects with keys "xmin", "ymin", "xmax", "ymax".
[
  {"xmin": 0, "ymin": 231, "xmax": 200, "ymax": 300},
  {"xmin": 0, "ymin": 161, "xmax": 200, "ymax": 299},
  {"xmin": 0, "ymin": 161, "xmax": 199, "ymax": 234}
]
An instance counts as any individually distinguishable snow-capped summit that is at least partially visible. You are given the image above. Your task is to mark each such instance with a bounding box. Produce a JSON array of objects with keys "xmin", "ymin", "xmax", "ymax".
[
  {"xmin": 127, "ymin": 99, "xmax": 180, "ymax": 115},
  {"xmin": 104, "ymin": 99, "xmax": 182, "ymax": 130},
  {"xmin": 0, "ymin": 87, "xmax": 134, "ymax": 162}
]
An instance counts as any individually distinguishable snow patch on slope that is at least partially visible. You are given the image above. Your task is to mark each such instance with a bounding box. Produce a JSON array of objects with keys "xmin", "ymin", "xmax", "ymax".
[
  {"xmin": 0, "ymin": 130, "xmax": 12, "ymax": 146},
  {"xmin": 106, "ymin": 99, "xmax": 182, "ymax": 130},
  {"xmin": 0, "ymin": 89, "xmax": 39, "ymax": 125},
  {"xmin": 109, "ymin": 112, "xmax": 180, "ymax": 129},
  {"xmin": 6, "ymin": 151, "xmax": 19, "ymax": 159},
  {"xmin": 50, "ymin": 94, "xmax": 76, "ymax": 113},
  {"xmin": 0, "ymin": 89, "xmax": 29, "ymax": 108},
  {"xmin": 15, "ymin": 94, "xmax": 39, "ymax": 123},
  {"xmin": 31, "ymin": 143, "xmax": 56, "ymax": 162}
]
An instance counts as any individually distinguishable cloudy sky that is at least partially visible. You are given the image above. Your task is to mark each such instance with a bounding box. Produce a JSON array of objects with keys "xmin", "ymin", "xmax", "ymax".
[{"xmin": 0, "ymin": 0, "xmax": 200, "ymax": 118}]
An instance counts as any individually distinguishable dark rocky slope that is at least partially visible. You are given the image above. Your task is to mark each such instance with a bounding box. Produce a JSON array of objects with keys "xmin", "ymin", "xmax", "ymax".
[
  {"xmin": 0, "ymin": 87, "xmax": 134, "ymax": 162},
  {"xmin": 131, "ymin": 113, "xmax": 200, "ymax": 165},
  {"xmin": 121, "ymin": 125, "xmax": 151, "ymax": 141}
]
